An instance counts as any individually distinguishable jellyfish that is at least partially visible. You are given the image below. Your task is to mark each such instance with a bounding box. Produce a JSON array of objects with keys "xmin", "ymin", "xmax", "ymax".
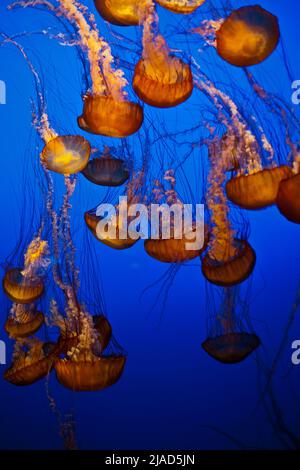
[
  {"xmin": 133, "ymin": 0, "xmax": 193, "ymax": 108},
  {"xmin": 156, "ymin": 0, "xmax": 206, "ymax": 15},
  {"xmin": 5, "ymin": 304, "xmax": 45, "ymax": 339},
  {"xmin": 3, "ymin": 235, "xmax": 50, "ymax": 304},
  {"xmin": 201, "ymin": 136, "xmax": 256, "ymax": 287},
  {"xmin": 216, "ymin": 6, "xmax": 280, "ymax": 67},
  {"xmin": 276, "ymin": 153, "xmax": 300, "ymax": 224},
  {"xmin": 202, "ymin": 287, "xmax": 260, "ymax": 364},
  {"xmin": 10, "ymin": 0, "xmax": 143, "ymax": 137},
  {"xmin": 94, "ymin": 0, "xmax": 140, "ymax": 26},
  {"xmin": 4, "ymin": 338, "xmax": 57, "ymax": 386},
  {"xmin": 82, "ymin": 148, "xmax": 129, "ymax": 187},
  {"xmin": 51, "ymin": 299, "xmax": 126, "ymax": 392},
  {"xmin": 0, "ymin": 33, "xmax": 91, "ymax": 175},
  {"xmin": 144, "ymin": 170, "xmax": 208, "ymax": 262}
]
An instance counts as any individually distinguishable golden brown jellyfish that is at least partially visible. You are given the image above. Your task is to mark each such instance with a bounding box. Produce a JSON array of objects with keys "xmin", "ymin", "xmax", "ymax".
[
  {"xmin": 54, "ymin": 310, "xmax": 126, "ymax": 392},
  {"xmin": 144, "ymin": 230, "xmax": 207, "ymax": 263},
  {"xmin": 94, "ymin": 0, "xmax": 140, "ymax": 26},
  {"xmin": 4, "ymin": 339, "xmax": 57, "ymax": 386},
  {"xmin": 202, "ymin": 288, "xmax": 260, "ymax": 364},
  {"xmin": 202, "ymin": 239, "xmax": 256, "ymax": 288},
  {"xmin": 78, "ymin": 95, "xmax": 143, "ymax": 138},
  {"xmin": 156, "ymin": 0, "xmax": 206, "ymax": 14},
  {"xmin": 226, "ymin": 165, "xmax": 293, "ymax": 210},
  {"xmin": 276, "ymin": 173, "xmax": 300, "ymax": 224},
  {"xmin": 133, "ymin": 0, "xmax": 193, "ymax": 107},
  {"xmin": 3, "ymin": 236, "xmax": 49, "ymax": 303},
  {"xmin": 3, "ymin": 268, "xmax": 45, "ymax": 304},
  {"xmin": 202, "ymin": 332, "xmax": 260, "ymax": 364},
  {"xmin": 82, "ymin": 151, "xmax": 129, "ymax": 186},
  {"xmin": 53, "ymin": 0, "xmax": 143, "ymax": 136},
  {"xmin": 84, "ymin": 210, "xmax": 139, "ymax": 250},
  {"xmin": 10, "ymin": 0, "xmax": 143, "ymax": 137},
  {"xmin": 5, "ymin": 304, "xmax": 44, "ymax": 339},
  {"xmin": 216, "ymin": 6, "xmax": 280, "ymax": 67},
  {"xmin": 41, "ymin": 135, "xmax": 91, "ymax": 175},
  {"xmin": 202, "ymin": 138, "xmax": 256, "ymax": 287}
]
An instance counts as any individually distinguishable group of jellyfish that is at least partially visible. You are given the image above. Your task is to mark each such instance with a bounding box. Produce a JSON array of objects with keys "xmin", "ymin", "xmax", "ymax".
[{"xmin": 1, "ymin": 0, "xmax": 299, "ymax": 397}]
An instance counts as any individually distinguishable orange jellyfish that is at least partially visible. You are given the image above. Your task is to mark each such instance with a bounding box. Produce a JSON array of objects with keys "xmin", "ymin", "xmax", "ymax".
[
  {"xmin": 133, "ymin": 0, "xmax": 193, "ymax": 107},
  {"xmin": 10, "ymin": 0, "xmax": 143, "ymax": 137},
  {"xmin": 5, "ymin": 304, "xmax": 44, "ymax": 339},
  {"xmin": 3, "ymin": 268, "xmax": 44, "ymax": 304},
  {"xmin": 202, "ymin": 287, "xmax": 260, "ymax": 364},
  {"xmin": 4, "ymin": 339, "xmax": 57, "ymax": 386},
  {"xmin": 94, "ymin": 0, "xmax": 140, "ymax": 26},
  {"xmin": 202, "ymin": 138, "xmax": 256, "ymax": 287},
  {"xmin": 226, "ymin": 165, "xmax": 293, "ymax": 210},
  {"xmin": 2, "ymin": 33, "xmax": 91, "ymax": 175},
  {"xmin": 156, "ymin": 0, "xmax": 206, "ymax": 15},
  {"xmin": 276, "ymin": 173, "xmax": 300, "ymax": 224},
  {"xmin": 3, "ymin": 236, "xmax": 49, "ymax": 303},
  {"xmin": 144, "ymin": 170, "xmax": 208, "ymax": 262},
  {"xmin": 82, "ymin": 150, "xmax": 129, "ymax": 187},
  {"xmin": 53, "ymin": 308, "xmax": 126, "ymax": 392},
  {"xmin": 84, "ymin": 210, "xmax": 139, "ymax": 250},
  {"xmin": 216, "ymin": 6, "xmax": 280, "ymax": 67},
  {"xmin": 41, "ymin": 135, "xmax": 91, "ymax": 175}
]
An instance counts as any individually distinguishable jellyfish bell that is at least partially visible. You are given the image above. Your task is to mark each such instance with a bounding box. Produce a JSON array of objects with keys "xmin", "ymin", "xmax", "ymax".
[
  {"xmin": 202, "ymin": 239, "xmax": 256, "ymax": 287},
  {"xmin": 94, "ymin": 0, "xmax": 140, "ymax": 26},
  {"xmin": 133, "ymin": 55, "xmax": 193, "ymax": 108},
  {"xmin": 276, "ymin": 173, "xmax": 300, "ymax": 224},
  {"xmin": 156, "ymin": 0, "xmax": 206, "ymax": 15},
  {"xmin": 78, "ymin": 95, "xmax": 143, "ymax": 138},
  {"xmin": 5, "ymin": 306, "xmax": 45, "ymax": 339},
  {"xmin": 4, "ymin": 340, "xmax": 57, "ymax": 386},
  {"xmin": 144, "ymin": 226, "xmax": 208, "ymax": 263},
  {"xmin": 84, "ymin": 210, "xmax": 139, "ymax": 250},
  {"xmin": 3, "ymin": 268, "xmax": 44, "ymax": 304},
  {"xmin": 216, "ymin": 5, "xmax": 280, "ymax": 67},
  {"xmin": 82, "ymin": 154, "xmax": 129, "ymax": 187},
  {"xmin": 55, "ymin": 354, "xmax": 126, "ymax": 392},
  {"xmin": 202, "ymin": 332, "xmax": 260, "ymax": 364},
  {"xmin": 226, "ymin": 166, "xmax": 292, "ymax": 210},
  {"xmin": 41, "ymin": 135, "xmax": 90, "ymax": 175}
]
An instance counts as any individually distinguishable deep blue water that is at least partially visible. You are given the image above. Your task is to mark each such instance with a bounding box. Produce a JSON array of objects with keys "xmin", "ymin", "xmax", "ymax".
[{"xmin": 0, "ymin": 0, "xmax": 300, "ymax": 450}]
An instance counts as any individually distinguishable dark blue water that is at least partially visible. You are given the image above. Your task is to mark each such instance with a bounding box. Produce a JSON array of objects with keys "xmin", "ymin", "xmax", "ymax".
[{"xmin": 0, "ymin": 0, "xmax": 299, "ymax": 450}]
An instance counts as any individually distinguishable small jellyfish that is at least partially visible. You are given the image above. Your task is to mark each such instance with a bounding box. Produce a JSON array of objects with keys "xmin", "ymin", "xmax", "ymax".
[
  {"xmin": 94, "ymin": 0, "xmax": 140, "ymax": 26},
  {"xmin": 82, "ymin": 151, "xmax": 129, "ymax": 187},
  {"xmin": 216, "ymin": 6, "xmax": 280, "ymax": 67},
  {"xmin": 5, "ymin": 304, "xmax": 45, "ymax": 339},
  {"xmin": 202, "ymin": 332, "xmax": 260, "ymax": 364},
  {"xmin": 41, "ymin": 135, "xmax": 91, "ymax": 175},
  {"xmin": 4, "ymin": 339, "xmax": 57, "ymax": 386},
  {"xmin": 84, "ymin": 210, "xmax": 139, "ymax": 250},
  {"xmin": 3, "ymin": 268, "xmax": 45, "ymax": 304},
  {"xmin": 202, "ymin": 239, "xmax": 256, "ymax": 288},
  {"xmin": 226, "ymin": 165, "xmax": 293, "ymax": 210}
]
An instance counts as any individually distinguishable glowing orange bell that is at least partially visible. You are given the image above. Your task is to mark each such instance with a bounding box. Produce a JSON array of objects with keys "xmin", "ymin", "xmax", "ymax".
[
  {"xmin": 216, "ymin": 6, "xmax": 280, "ymax": 67},
  {"xmin": 3, "ymin": 268, "xmax": 44, "ymax": 304},
  {"xmin": 78, "ymin": 95, "xmax": 143, "ymax": 137},
  {"xmin": 94, "ymin": 0, "xmax": 140, "ymax": 26}
]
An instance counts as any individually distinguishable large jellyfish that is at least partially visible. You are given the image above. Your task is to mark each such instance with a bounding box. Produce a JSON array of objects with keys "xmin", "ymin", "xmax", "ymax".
[
  {"xmin": 156, "ymin": 0, "xmax": 206, "ymax": 15},
  {"xmin": 94, "ymin": 0, "xmax": 140, "ymax": 26},
  {"xmin": 10, "ymin": 0, "xmax": 144, "ymax": 137},
  {"xmin": 216, "ymin": 6, "xmax": 280, "ymax": 67}
]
